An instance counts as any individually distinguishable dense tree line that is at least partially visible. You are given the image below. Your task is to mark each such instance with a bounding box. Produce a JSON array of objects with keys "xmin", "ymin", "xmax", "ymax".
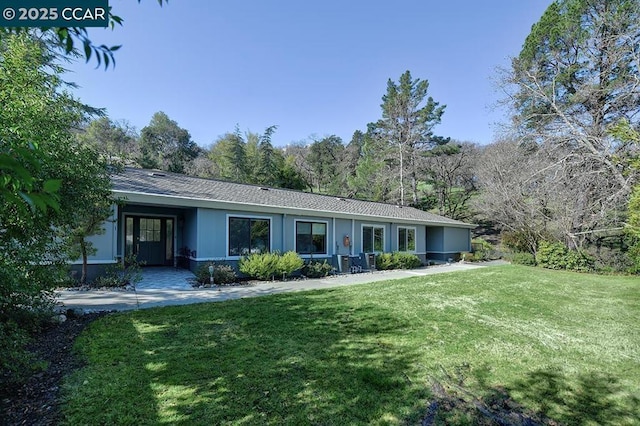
[{"xmin": 79, "ymin": 70, "xmax": 477, "ymax": 219}]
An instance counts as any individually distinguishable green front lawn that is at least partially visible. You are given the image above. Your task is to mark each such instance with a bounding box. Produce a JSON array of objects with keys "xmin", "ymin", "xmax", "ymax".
[{"xmin": 61, "ymin": 266, "xmax": 640, "ymax": 425}]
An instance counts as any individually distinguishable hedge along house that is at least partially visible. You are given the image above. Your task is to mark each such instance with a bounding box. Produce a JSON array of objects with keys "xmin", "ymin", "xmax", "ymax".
[{"xmin": 76, "ymin": 168, "xmax": 475, "ymax": 280}]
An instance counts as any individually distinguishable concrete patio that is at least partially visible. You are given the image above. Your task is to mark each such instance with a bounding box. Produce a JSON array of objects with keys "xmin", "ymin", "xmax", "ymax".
[{"xmin": 136, "ymin": 267, "xmax": 195, "ymax": 290}]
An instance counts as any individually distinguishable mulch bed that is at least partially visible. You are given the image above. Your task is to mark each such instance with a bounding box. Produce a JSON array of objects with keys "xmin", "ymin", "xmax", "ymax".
[{"xmin": 1, "ymin": 312, "xmax": 108, "ymax": 426}]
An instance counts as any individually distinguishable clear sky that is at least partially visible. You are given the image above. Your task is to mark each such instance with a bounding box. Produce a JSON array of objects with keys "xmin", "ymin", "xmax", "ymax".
[{"xmin": 65, "ymin": 0, "xmax": 554, "ymax": 147}]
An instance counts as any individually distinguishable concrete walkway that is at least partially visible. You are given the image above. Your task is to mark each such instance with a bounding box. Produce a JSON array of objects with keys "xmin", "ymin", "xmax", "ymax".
[{"xmin": 57, "ymin": 263, "xmax": 492, "ymax": 312}]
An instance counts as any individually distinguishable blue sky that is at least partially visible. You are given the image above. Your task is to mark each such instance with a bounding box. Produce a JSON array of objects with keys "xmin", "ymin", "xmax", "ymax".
[{"xmin": 65, "ymin": 0, "xmax": 553, "ymax": 147}]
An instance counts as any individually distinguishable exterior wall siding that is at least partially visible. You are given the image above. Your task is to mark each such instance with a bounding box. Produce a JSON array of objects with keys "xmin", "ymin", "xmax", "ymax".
[
  {"xmin": 444, "ymin": 227, "xmax": 471, "ymax": 253},
  {"xmin": 426, "ymin": 226, "xmax": 445, "ymax": 252},
  {"xmin": 334, "ymin": 219, "xmax": 353, "ymax": 256},
  {"xmin": 99, "ymin": 201, "xmax": 473, "ymax": 276},
  {"xmin": 426, "ymin": 226, "xmax": 471, "ymax": 262},
  {"xmin": 196, "ymin": 208, "xmax": 227, "ymax": 259}
]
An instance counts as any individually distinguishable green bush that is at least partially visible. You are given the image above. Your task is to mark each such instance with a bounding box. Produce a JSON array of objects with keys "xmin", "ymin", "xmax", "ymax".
[
  {"xmin": 535, "ymin": 241, "xmax": 568, "ymax": 270},
  {"xmin": 587, "ymin": 246, "xmax": 635, "ymax": 274},
  {"xmin": 375, "ymin": 252, "xmax": 422, "ymax": 270},
  {"xmin": 195, "ymin": 262, "xmax": 238, "ymax": 285},
  {"xmin": 0, "ymin": 322, "xmax": 39, "ymax": 389},
  {"xmin": 277, "ymin": 251, "xmax": 305, "ymax": 279},
  {"xmin": 565, "ymin": 250, "xmax": 596, "ymax": 273},
  {"xmin": 239, "ymin": 251, "xmax": 304, "ymax": 281},
  {"xmin": 375, "ymin": 253, "xmax": 394, "ymax": 270},
  {"xmin": 93, "ymin": 253, "xmax": 144, "ymax": 288},
  {"xmin": 0, "ymin": 263, "xmax": 59, "ymax": 390},
  {"xmin": 395, "ymin": 252, "xmax": 422, "ymax": 269},
  {"xmin": 239, "ymin": 252, "xmax": 280, "ymax": 280},
  {"xmin": 301, "ymin": 260, "xmax": 334, "ymax": 278},
  {"xmin": 535, "ymin": 241, "xmax": 597, "ymax": 272},
  {"xmin": 471, "ymin": 238, "xmax": 496, "ymax": 261},
  {"xmin": 501, "ymin": 231, "xmax": 533, "ymax": 254},
  {"xmin": 510, "ymin": 251, "xmax": 536, "ymax": 266},
  {"xmin": 628, "ymin": 239, "xmax": 640, "ymax": 274}
]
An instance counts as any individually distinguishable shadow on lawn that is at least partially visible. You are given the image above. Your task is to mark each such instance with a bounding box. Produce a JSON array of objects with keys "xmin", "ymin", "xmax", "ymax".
[
  {"xmin": 62, "ymin": 315, "xmax": 162, "ymax": 425},
  {"xmin": 127, "ymin": 291, "xmax": 430, "ymax": 424},
  {"xmin": 424, "ymin": 364, "xmax": 640, "ymax": 425},
  {"xmin": 512, "ymin": 369, "xmax": 640, "ymax": 425},
  {"xmin": 73, "ymin": 290, "xmax": 639, "ymax": 424}
]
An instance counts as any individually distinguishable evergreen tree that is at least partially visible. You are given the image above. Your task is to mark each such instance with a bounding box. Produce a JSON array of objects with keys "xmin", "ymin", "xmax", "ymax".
[
  {"xmin": 209, "ymin": 132, "xmax": 247, "ymax": 182},
  {"xmin": 306, "ymin": 135, "xmax": 345, "ymax": 193},
  {"xmin": 378, "ymin": 70, "xmax": 446, "ymax": 205}
]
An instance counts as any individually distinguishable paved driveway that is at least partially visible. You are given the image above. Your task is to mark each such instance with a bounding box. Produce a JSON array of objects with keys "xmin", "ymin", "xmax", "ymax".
[{"xmin": 57, "ymin": 262, "xmax": 494, "ymax": 312}]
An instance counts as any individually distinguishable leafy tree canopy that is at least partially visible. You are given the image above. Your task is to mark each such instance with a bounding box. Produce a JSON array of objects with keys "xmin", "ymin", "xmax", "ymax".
[
  {"xmin": 0, "ymin": 0, "xmax": 167, "ymax": 69},
  {"xmin": 139, "ymin": 111, "xmax": 200, "ymax": 173}
]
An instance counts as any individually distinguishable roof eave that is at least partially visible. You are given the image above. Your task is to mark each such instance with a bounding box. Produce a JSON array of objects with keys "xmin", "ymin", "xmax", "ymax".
[{"xmin": 113, "ymin": 190, "xmax": 476, "ymax": 229}]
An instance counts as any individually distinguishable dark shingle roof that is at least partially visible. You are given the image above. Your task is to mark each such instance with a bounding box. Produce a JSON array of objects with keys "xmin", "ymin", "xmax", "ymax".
[{"xmin": 112, "ymin": 168, "xmax": 473, "ymax": 228}]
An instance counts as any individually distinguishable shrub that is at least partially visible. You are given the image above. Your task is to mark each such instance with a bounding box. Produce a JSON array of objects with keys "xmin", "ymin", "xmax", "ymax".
[
  {"xmin": 510, "ymin": 251, "xmax": 536, "ymax": 266},
  {"xmin": 195, "ymin": 262, "xmax": 238, "ymax": 285},
  {"xmin": 587, "ymin": 246, "xmax": 634, "ymax": 274},
  {"xmin": 0, "ymin": 264, "xmax": 59, "ymax": 390},
  {"xmin": 535, "ymin": 241, "xmax": 568, "ymax": 270},
  {"xmin": 535, "ymin": 241, "xmax": 597, "ymax": 272},
  {"xmin": 565, "ymin": 250, "xmax": 596, "ymax": 273},
  {"xmin": 501, "ymin": 231, "xmax": 534, "ymax": 254},
  {"xmin": 239, "ymin": 252, "xmax": 280, "ymax": 280},
  {"xmin": 302, "ymin": 260, "xmax": 334, "ymax": 278},
  {"xmin": 239, "ymin": 251, "xmax": 304, "ymax": 281},
  {"xmin": 394, "ymin": 252, "xmax": 422, "ymax": 269},
  {"xmin": 375, "ymin": 253, "xmax": 395, "ymax": 270},
  {"xmin": 470, "ymin": 238, "xmax": 496, "ymax": 261},
  {"xmin": 375, "ymin": 252, "xmax": 422, "ymax": 270},
  {"xmin": 93, "ymin": 253, "xmax": 144, "ymax": 288},
  {"xmin": 277, "ymin": 251, "xmax": 304, "ymax": 279},
  {"xmin": 627, "ymin": 239, "xmax": 640, "ymax": 274}
]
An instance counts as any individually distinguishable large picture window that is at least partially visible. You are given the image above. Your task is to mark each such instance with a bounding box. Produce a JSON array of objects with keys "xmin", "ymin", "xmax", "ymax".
[
  {"xmin": 398, "ymin": 227, "xmax": 416, "ymax": 252},
  {"xmin": 362, "ymin": 225, "xmax": 384, "ymax": 253},
  {"xmin": 228, "ymin": 217, "xmax": 270, "ymax": 256},
  {"xmin": 296, "ymin": 221, "xmax": 327, "ymax": 255}
]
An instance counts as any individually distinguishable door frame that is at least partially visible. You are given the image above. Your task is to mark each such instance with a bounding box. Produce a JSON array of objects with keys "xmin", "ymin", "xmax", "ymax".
[{"xmin": 121, "ymin": 212, "xmax": 178, "ymax": 267}]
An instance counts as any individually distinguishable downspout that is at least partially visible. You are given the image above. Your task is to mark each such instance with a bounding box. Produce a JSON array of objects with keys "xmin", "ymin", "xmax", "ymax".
[
  {"xmin": 119, "ymin": 205, "xmax": 125, "ymax": 267},
  {"xmin": 282, "ymin": 214, "xmax": 287, "ymax": 252},
  {"xmin": 112, "ymin": 204, "xmax": 118, "ymax": 266},
  {"xmin": 390, "ymin": 222, "xmax": 393, "ymax": 251},
  {"xmin": 332, "ymin": 217, "xmax": 336, "ymax": 256},
  {"xmin": 351, "ymin": 219, "xmax": 355, "ymax": 256}
]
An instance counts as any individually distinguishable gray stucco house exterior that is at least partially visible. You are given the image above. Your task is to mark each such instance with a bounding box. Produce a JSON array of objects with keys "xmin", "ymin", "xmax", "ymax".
[{"xmin": 76, "ymin": 168, "xmax": 475, "ymax": 279}]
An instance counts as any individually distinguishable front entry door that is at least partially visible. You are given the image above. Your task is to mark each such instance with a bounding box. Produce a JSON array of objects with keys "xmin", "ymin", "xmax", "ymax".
[{"xmin": 125, "ymin": 216, "xmax": 174, "ymax": 266}]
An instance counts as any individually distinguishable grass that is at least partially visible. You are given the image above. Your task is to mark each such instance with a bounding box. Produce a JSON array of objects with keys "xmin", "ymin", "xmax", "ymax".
[{"xmin": 60, "ymin": 265, "xmax": 640, "ymax": 425}]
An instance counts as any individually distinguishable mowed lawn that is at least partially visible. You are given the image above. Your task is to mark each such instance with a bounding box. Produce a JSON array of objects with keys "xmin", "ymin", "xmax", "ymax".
[{"xmin": 61, "ymin": 265, "xmax": 639, "ymax": 425}]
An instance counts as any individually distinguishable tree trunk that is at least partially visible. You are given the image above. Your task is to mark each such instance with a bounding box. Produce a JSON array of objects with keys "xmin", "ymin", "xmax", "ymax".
[
  {"xmin": 80, "ymin": 239, "xmax": 88, "ymax": 284},
  {"xmin": 399, "ymin": 143, "xmax": 405, "ymax": 205}
]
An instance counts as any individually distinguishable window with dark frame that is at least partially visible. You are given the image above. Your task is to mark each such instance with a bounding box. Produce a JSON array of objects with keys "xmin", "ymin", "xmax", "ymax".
[
  {"xmin": 398, "ymin": 227, "xmax": 416, "ymax": 252},
  {"xmin": 296, "ymin": 221, "xmax": 327, "ymax": 255},
  {"xmin": 228, "ymin": 217, "xmax": 270, "ymax": 256},
  {"xmin": 363, "ymin": 226, "xmax": 384, "ymax": 253}
]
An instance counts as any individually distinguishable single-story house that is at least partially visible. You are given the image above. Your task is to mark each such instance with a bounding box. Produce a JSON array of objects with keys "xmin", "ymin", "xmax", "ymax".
[{"xmin": 75, "ymin": 167, "xmax": 475, "ymax": 280}]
